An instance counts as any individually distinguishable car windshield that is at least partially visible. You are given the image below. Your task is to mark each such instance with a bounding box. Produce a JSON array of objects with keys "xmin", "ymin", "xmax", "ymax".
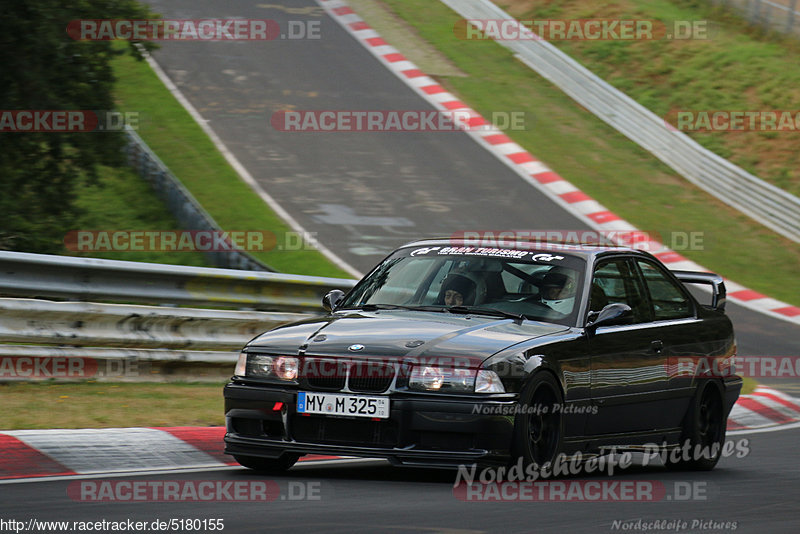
[{"xmin": 339, "ymin": 246, "xmax": 586, "ymax": 326}]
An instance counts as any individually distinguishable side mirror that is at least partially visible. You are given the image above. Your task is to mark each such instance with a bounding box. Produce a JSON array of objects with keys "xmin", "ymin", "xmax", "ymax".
[
  {"xmin": 322, "ymin": 290, "xmax": 345, "ymax": 312},
  {"xmin": 587, "ymin": 303, "xmax": 632, "ymax": 331}
]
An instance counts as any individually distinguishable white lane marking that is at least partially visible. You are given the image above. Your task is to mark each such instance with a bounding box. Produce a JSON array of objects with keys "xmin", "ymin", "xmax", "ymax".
[{"xmin": 135, "ymin": 45, "xmax": 362, "ymax": 279}]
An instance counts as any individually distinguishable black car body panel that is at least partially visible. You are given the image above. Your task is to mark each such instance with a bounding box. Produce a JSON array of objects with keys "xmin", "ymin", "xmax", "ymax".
[{"xmin": 224, "ymin": 239, "xmax": 741, "ymax": 468}]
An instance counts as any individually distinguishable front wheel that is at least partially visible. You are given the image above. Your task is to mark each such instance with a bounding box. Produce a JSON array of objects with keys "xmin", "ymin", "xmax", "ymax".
[
  {"xmin": 233, "ymin": 454, "xmax": 299, "ymax": 473},
  {"xmin": 511, "ymin": 372, "xmax": 564, "ymax": 476},
  {"xmin": 667, "ymin": 382, "xmax": 726, "ymax": 471}
]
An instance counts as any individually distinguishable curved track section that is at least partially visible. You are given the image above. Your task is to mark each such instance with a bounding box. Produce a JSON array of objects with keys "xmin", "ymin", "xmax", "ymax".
[
  {"xmin": 141, "ymin": 0, "xmax": 800, "ymax": 361},
  {"xmin": 8, "ymin": 0, "xmax": 785, "ymax": 528}
]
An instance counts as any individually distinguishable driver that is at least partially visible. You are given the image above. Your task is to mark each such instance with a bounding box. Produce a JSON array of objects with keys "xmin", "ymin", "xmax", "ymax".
[
  {"xmin": 540, "ymin": 267, "xmax": 577, "ymax": 314},
  {"xmin": 441, "ymin": 274, "xmax": 476, "ymax": 307}
]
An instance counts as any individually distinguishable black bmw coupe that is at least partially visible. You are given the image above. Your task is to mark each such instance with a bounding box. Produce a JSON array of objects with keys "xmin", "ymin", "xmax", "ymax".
[{"xmin": 224, "ymin": 239, "xmax": 741, "ymax": 473}]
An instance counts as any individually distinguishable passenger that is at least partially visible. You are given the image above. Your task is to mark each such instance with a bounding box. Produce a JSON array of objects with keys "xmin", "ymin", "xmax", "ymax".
[
  {"xmin": 441, "ymin": 274, "xmax": 477, "ymax": 307},
  {"xmin": 540, "ymin": 268, "xmax": 578, "ymax": 314}
]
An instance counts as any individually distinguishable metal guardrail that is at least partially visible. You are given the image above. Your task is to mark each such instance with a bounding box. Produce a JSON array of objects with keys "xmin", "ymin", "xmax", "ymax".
[
  {"xmin": 441, "ymin": 0, "xmax": 800, "ymax": 244},
  {"xmin": 0, "ymin": 251, "xmax": 356, "ymax": 312},
  {"xmin": 0, "ymin": 251, "xmax": 356, "ymax": 376},
  {"xmin": 0, "ymin": 298, "xmax": 306, "ymax": 351},
  {"xmin": 124, "ymin": 127, "xmax": 274, "ymax": 272},
  {"xmin": 713, "ymin": 0, "xmax": 800, "ymax": 37}
]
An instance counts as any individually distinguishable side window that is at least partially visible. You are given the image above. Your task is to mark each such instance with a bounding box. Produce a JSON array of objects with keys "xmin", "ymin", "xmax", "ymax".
[
  {"xmin": 637, "ymin": 260, "xmax": 693, "ymax": 321},
  {"xmin": 591, "ymin": 260, "xmax": 650, "ymax": 324}
]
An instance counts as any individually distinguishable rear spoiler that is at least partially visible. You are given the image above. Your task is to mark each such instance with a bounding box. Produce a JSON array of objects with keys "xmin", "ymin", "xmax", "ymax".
[{"xmin": 672, "ymin": 270, "xmax": 726, "ymax": 312}]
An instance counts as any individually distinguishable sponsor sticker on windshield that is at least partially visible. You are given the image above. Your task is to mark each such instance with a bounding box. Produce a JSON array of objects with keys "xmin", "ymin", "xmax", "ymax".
[{"xmin": 410, "ymin": 246, "xmax": 560, "ymax": 260}]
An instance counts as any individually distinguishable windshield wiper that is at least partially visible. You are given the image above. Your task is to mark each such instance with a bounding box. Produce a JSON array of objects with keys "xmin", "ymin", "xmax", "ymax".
[
  {"xmin": 446, "ymin": 306, "xmax": 526, "ymax": 322},
  {"xmin": 355, "ymin": 304, "xmax": 446, "ymax": 312}
]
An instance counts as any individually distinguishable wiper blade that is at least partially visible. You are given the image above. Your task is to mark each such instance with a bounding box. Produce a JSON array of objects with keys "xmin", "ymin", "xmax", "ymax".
[
  {"xmin": 447, "ymin": 306, "xmax": 526, "ymax": 321},
  {"xmin": 356, "ymin": 304, "xmax": 446, "ymax": 312},
  {"xmin": 357, "ymin": 303, "xmax": 409, "ymax": 311}
]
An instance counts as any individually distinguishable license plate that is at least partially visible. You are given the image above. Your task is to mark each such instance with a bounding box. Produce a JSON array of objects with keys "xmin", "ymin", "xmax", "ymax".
[{"xmin": 297, "ymin": 392, "xmax": 390, "ymax": 419}]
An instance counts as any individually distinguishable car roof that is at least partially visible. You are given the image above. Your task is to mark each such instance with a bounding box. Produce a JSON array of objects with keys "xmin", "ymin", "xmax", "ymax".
[{"xmin": 399, "ymin": 237, "xmax": 653, "ymax": 260}]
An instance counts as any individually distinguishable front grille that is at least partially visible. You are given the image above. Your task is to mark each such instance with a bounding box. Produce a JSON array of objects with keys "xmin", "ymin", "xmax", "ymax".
[
  {"xmin": 349, "ymin": 362, "xmax": 395, "ymax": 393},
  {"xmin": 303, "ymin": 358, "xmax": 347, "ymax": 390},
  {"xmin": 292, "ymin": 415, "xmax": 398, "ymax": 447},
  {"xmin": 301, "ymin": 357, "xmax": 396, "ymax": 393}
]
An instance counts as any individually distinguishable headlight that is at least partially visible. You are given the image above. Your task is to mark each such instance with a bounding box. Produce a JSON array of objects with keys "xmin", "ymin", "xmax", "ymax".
[
  {"xmin": 409, "ymin": 366, "xmax": 504, "ymax": 393},
  {"xmin": 235, "ymin": 352, "xmax": 299, "ymax": 381},
  {"xmin": 274, "ymin": 356, "xmax": 298, "ymax": 380}
]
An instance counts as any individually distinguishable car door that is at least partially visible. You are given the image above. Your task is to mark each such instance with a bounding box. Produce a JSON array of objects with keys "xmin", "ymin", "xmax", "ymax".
[
  {"xmin": 633, "ymin": 258, "xmax": 711, "ymax": 429},
  {"xmin": 585, "ymin": 256, "xmax": 672, "ymax": 436}
]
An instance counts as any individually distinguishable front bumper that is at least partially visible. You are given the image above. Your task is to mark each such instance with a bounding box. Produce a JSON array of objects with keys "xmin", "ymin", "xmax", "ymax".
[{"xmin": 223, "ymin": 382, "xmax": 518, "ymax": 467}]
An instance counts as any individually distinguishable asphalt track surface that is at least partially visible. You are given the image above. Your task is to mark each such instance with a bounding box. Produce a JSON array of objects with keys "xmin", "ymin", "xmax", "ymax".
[
  {"xmin": 6, "ymin": 0, "xmax": 795, "ymax": 530},
  {"xmin": 1, "ymin": 427, "xmax": 799, "ymax": 533},
  {"xmin": 138, "ymin": 0, "xmax": 800, "ymax": 365}
]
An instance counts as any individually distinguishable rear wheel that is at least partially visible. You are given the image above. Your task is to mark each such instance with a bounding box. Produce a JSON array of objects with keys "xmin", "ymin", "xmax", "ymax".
[
  {"xmin": 233, "ymin": 454, "xmax": 299, "ymax": 473},
  {"xmin": 667, "ymin": 382, "xmax": 726, "ymax": 471},
  {"xmin": 511, "ymin": 373, "xmax": 564, "ymax": 476}
]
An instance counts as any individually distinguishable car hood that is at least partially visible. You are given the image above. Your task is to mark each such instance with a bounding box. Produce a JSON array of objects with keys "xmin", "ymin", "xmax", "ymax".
[{"xmin": 247, "ymin": 310, "xmax": 568, "ymax": 365}]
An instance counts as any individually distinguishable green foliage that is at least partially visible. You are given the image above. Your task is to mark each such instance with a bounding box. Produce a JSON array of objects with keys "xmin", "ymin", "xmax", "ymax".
[{"xmin": 0, "ymin": 0, "xmax": 157, "ymax": 252}]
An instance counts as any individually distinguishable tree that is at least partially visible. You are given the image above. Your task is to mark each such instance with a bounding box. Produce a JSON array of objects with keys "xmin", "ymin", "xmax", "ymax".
[{"xmin": 0, "ymin": 0, "xmax": 156, "ymax": 252}]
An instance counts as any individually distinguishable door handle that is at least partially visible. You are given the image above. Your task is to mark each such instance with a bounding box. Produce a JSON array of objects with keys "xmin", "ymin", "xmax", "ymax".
[{"xmin": 651, "ymin": 340, "xmax": 664, "ymax": 353}]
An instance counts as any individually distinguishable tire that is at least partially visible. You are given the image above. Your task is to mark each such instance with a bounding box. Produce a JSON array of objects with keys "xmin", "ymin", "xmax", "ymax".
[
  {"xmin": 667, "ymin": 381, "xmax": 726, "ymax": 471},
  {"xmin": 511, "ymin": 372, "xmax": 564, "ymax": 477},
  {"xmin": 233, "ymin": 454, "xmax": 299, "ymax": 473}
]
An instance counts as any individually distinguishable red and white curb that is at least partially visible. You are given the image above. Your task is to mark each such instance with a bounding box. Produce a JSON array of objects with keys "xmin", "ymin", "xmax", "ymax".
[
  {"xmin": 317, "ymin": 0, "xmax": 800, "ymax": 326},
  {"xmin": 728, "ymin": 386, "xmax": 800, "ymax": 433},
  {"xmin": 0, "ymin": 426, "xmax": 340, "ymax": 481},
  {"xmin": 1, "ymin": 388, "xmax": 797, "ymax": 480}
]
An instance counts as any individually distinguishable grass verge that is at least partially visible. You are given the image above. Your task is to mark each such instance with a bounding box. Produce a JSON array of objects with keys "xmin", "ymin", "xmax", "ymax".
[
  {"xmin": 67, "ymin": 165, "xmax": 211, "ymax": 266},
  {"xmin": 741, "ymin": 377, "xmax": 757, "ymax": 396},
  {"xmin": 496, "ymin": 0, "xmax": 800, "ymax": 198},
  {"xmin": 0, "ymin": 381, "xmax": 226, "ymax": 430},
  {"xmin": 374, "ymin": 0, "xmax": 800, "ymax": 306},
  {"xmin": 110, "ymin": 49, "xmax": 351, "ymax": 278}
]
